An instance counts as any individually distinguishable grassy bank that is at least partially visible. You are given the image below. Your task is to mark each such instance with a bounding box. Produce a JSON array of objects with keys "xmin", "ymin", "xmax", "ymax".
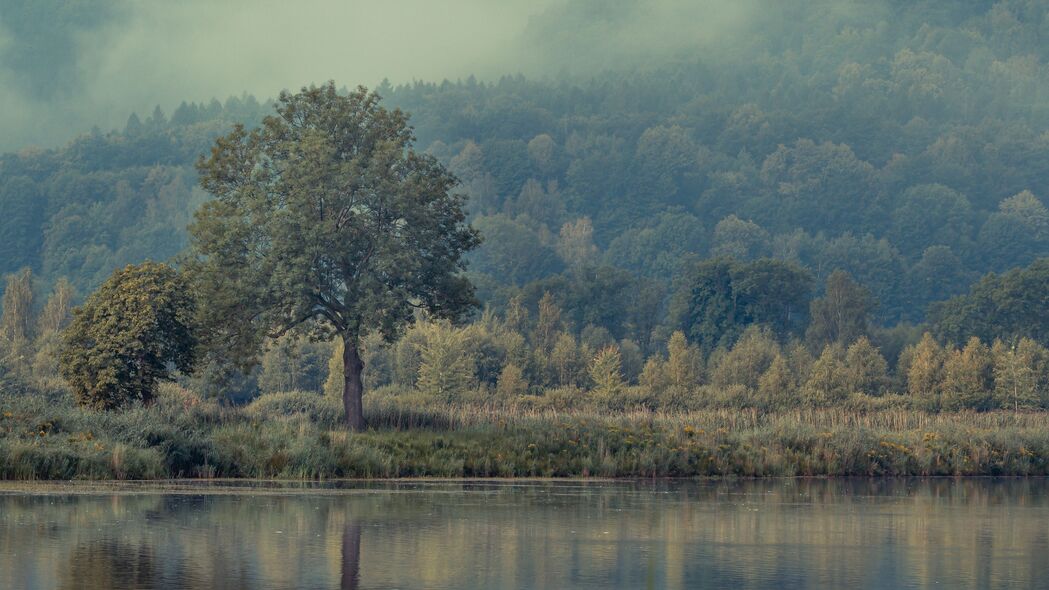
[{"xmin": 3, "ymin": 383, "xmax": 1049, "ymax": 480}]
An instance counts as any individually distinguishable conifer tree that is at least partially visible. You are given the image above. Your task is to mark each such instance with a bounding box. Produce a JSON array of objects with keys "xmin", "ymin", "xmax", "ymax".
[
  {"xmin": 639, "ymin": 355, "xmax": 670, "ymax": 396},
  {"xmin": 710, "ymin": 326, "xmax": 779, "ymax": 389}
]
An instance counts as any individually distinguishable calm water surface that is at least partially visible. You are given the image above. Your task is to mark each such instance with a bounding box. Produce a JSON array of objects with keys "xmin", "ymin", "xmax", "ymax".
[{"xmin": 1, "ymin": 479, "xmax": 1048, "ymax": 589}]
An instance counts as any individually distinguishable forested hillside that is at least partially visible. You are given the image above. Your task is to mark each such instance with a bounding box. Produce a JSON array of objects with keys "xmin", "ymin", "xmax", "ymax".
[
  {"xmin": 9, "ymin": 0, "xmax": 1049, "ymax": 480},
  {"xmin": 5, "ymin": 0, "xmax": 1049, "ymax": 347}
]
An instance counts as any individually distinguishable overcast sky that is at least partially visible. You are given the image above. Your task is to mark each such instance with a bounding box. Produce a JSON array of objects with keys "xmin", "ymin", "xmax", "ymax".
[{"xmin": 0, "ymin": 0, "xmax": 760, "ymax": 150}]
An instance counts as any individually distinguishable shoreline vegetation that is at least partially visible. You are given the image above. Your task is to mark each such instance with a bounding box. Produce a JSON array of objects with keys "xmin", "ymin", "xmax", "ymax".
[{"xmin": 3, "ymin": 383, "xmax": 1049, "ymax": 481}]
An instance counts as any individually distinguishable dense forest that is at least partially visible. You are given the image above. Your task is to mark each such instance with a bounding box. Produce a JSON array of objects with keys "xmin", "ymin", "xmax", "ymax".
[
  {"xmin": 7, "ymin": 1, "xmax": 1049, "ymax": 322},
  {"xmin": 6, "ymin": 0, "xmax": 1049, "ymax": 478}
]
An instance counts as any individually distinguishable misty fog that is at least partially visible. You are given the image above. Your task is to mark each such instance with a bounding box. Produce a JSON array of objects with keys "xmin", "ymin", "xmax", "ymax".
[
  {"xmin": 0, "ymin": 0, "xmax": 787, "ymax": 150},
  {"xmin": 0, "ymin": 0, "xmax": 554, "ymax": 150}
]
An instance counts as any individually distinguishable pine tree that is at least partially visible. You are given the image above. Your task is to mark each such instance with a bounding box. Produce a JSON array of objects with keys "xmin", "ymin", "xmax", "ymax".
[{"xmin": 785, "ymin": 340, "xmax": 815, "ymax": 385}]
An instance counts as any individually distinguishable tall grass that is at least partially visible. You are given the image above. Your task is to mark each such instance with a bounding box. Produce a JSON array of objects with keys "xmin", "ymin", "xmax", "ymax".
[{"xmin": 3, "ymin": 384, "xmax": 1049, "ymax": 480}]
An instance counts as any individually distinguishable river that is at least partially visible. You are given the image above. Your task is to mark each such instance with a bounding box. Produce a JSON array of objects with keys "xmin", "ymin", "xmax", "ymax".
[{"xmin": 1, "ymin": 479, "xmax": 1047, "ymax": 589}]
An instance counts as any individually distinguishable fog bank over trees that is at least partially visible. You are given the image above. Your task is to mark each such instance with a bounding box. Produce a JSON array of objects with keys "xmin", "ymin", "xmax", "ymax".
[
  {"xmin": 0, "ymin": 0, "xmax": 561, "ymax": 149},
  {"xmin": 4, "ymin": 0, "xmax": 976, "ymax": 150}
]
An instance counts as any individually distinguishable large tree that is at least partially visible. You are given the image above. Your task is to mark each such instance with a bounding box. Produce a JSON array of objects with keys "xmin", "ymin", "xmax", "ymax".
[{"xmin": 189, "ymin": 83, "xmax": 480, "ymax": 430}]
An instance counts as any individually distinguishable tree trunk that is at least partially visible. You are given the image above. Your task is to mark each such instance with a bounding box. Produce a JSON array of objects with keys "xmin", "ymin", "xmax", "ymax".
[{"xmin": 342, "ymin": 336, "xmax": 365, "ymax": 431}]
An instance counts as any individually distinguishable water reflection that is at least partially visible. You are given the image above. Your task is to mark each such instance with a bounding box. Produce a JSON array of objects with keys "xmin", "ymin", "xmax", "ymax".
[
  {"xmin": 1, "ymin": 479, "xmax": 1048, "ymax": 589},
  {"xmin": 342, "ymin": 522, "xmax": 360, "ymax": 590}
]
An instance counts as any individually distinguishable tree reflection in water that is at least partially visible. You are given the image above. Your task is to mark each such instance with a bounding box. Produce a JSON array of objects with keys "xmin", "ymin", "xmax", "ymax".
[
  {"xmin": 60, "ymin": 540, "xmax": 157, "ymax": 590},
  {"xmin": 341, "ymin": 521, "xmax": 361, "ymax": 590},
  {"xmin": 3, "ymin": 480, "xmax": 1049, "ymax": 590}
]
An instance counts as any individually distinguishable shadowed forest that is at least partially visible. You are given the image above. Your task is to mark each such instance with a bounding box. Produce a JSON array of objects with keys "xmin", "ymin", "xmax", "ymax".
[{"xmin": 5, "ymin": 0, "xmax": 1049, "ymax": 478}]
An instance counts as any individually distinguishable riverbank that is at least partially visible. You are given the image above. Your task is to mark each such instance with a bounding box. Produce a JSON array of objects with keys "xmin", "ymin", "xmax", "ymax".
[{"xmin": 3, "ymin": 384, "xmax": 1049, "ymax": 480}]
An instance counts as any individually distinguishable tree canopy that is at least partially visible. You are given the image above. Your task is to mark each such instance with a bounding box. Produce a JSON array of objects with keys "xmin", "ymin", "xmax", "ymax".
[
  {"xmin": 188, "ymin": 83, "xmax": 480, "ymax": 429},
  {"xmin": 58, "ymin": 262, "xmax": 196, "ymax": 409},
  {"xmin": 930, "ymin": 258, "xmax": 1049, "ymax": 346}
]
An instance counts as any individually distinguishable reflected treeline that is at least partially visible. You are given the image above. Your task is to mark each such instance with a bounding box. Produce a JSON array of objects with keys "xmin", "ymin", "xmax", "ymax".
[
  {"xmin": 59, "ymin": 541, "xmax": 157, "ymax": 590},
  {"xmin": 2, "ymin": 480, "xmax": 1049, "ymax": 589}
]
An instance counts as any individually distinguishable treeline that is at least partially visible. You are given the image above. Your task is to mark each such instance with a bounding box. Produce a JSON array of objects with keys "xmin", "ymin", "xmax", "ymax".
[
  {"xmin": 4, "ymin": 1, "xmax": 1049, "ymax": 413},
  {"xmin": 0, "ymin": 95, "xmax": 270, "ymax": 295},
  {"xmin": 8, "ymin": 258, "xmax": 1049, "ymax": 413},
  {"xmin": 7, "ymin": 1, "xmax": 1049, "ymax": 330}
]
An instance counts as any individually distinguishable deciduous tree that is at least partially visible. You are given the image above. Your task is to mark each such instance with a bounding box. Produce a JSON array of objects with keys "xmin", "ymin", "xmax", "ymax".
[
  {"xmin": 188, "ymin": 83, "xmax": 479, "ymax": 429},
  {"xmin": 941, "ymin": 337, "xmax": 994, "ymax": 410},
  {"xmin": 806, "ymin": 270, "xmax": 874, "ymax": 349},
  {"xmin": 589, "ymin": 345, "xmax": 624, "ymax": 397},
  {"xmin": 59, "ymin": 263, "xmax": 196, "ymax": 409}
]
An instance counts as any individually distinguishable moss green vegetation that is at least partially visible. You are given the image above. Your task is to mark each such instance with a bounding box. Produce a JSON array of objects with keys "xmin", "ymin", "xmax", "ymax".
[{"xmin": 4, "ymin": 382, "xmax": 1049, "ymax": 480}]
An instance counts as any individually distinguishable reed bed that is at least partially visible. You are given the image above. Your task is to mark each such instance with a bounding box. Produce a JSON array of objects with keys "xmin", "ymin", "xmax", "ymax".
[{"xmin": 3, "ymin": 385, "xmax": 1049, "ymax": 480}]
